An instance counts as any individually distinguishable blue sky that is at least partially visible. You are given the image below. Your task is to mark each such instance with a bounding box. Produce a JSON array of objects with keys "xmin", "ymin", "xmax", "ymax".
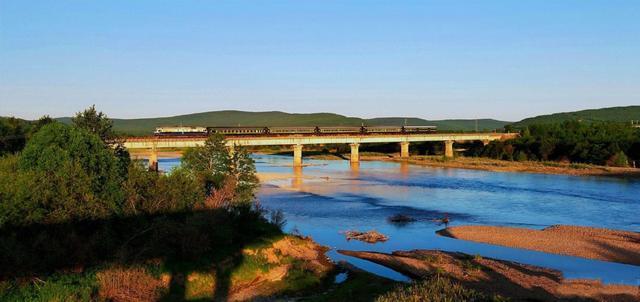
[{"xmin": 1, "ymin": 1, "xmax": 638, "ymax": 121}]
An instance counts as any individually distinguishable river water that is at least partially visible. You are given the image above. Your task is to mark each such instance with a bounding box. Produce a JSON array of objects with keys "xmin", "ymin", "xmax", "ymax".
[{"xmin": 158, "ymin": 155, "xmax": 640, "ymax": 285}]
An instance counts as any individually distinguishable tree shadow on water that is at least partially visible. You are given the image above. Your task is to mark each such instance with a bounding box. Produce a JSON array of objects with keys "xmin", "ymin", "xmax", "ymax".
[{"xmin": 0, "ymin": 207, "xmax": 282, "ymax": 301}]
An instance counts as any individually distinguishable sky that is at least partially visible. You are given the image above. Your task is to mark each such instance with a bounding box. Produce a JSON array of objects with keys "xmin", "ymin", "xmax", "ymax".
[{"xmin": 1, "ymin": 1, "xmax": 639, "ymax": 121}]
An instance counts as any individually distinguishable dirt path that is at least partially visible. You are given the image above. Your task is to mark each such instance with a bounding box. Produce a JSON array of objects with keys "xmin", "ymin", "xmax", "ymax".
[
  {"xmin": 437, "ymin": 225, "xmax": 640, "ymax": 266},
  {"xmin": 339, "ymin": 249, "xmax": 640, "ymax": 301}
]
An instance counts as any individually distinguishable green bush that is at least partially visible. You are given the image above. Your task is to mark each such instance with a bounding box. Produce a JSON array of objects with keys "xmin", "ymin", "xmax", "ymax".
[
  {"xmin": 0, "ymin": 123, "xmax": 124, "ymax": 227},
  {"xmin": 0, "ymin": 118, "xmax": 27, "ymax": 155},
  {"xmin": 609, "ymin": 151, "xmax": 629, "ymax": 167},
  {"xmin": 19, "ymin": 123, "xmax": 123, "ymax": 201}
]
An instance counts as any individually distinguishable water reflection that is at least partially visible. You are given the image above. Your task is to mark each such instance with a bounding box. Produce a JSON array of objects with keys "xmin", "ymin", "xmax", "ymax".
[
  {"xmin": 254, "ymin": 155, "xmax": 640, "ymax": 285},
  {"xmin": 399, "ymin": 160, "xmax": 409, "ymax": 178},
  {"xmin": 292, "ymin": 165, "xmax": 303, "ymax": 189},
  {"xmin": 350, "ymin": 162, "xmax": 360, "ymax": 178}
]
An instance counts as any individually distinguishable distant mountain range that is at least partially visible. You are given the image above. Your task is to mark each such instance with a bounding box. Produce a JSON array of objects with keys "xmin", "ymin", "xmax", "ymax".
[
  {"xmin": 7, "ymin": 105, "xmax": 637, "ymax": 136},
  {"xmin": 56, "ymin": 111, "xmax": 510, "ymax": 135},
  {"xmin": 513, "ymin": 106, "xmax": 640, "ymax": 127}
]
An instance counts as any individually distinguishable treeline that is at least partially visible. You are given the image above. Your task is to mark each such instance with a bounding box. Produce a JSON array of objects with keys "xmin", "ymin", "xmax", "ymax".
[
  {"xmin": 0, "ymin": 106, "xmax": 259, "ymax": 227},
  {"xmin": 470, "ymin": 121, "xmax": 640, "ymax": 166},
  {"xmin": 0, "ymin": 116, "xmax": 55, "ymax": 156}
]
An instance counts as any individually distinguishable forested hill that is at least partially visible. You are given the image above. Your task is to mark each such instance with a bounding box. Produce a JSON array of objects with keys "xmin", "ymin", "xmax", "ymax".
[
  {"xmin": 513, "ymin": 106, "xmax": 640, "ymax": 127},
  {"xmin": 54, "ymin": 111, "xmax": 510, "ymax": 136}
]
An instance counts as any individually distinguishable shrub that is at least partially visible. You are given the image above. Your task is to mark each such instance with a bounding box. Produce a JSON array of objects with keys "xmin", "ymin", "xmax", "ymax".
[
  {"xmin": 0, "ymin": 123, "xmax": 123, "ymax": 227},
  {"xmin": 608, "ymin": 151, "xmax": 629, "ymax": 167},
  {"xmin": 122, "ymin": 162, "xmax": 204, "ymax": 215},
  {"xmin": 514, "ymin": 151, "xmax": 528, "ymax": 162},
  {"xmin": 19, "ymin": 123, "xmax": 123, "ymax": 204}
]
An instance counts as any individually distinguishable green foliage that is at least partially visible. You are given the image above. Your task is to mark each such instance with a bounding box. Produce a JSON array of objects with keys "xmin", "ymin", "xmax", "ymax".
[
  {"xmin": 22, "ymin": 123, "xmax": 123, "ymax": 202},
  {"xmin": 0, "ymin": 109, "xmax": 275, "ymax": 301},
  {"xmin": 231, "ymin": 146, "xmax": 260, "ymax": 203},
  {"xmin": 71, "ymin": 104, "xmax": 114, "ymax": 141},
  {"xmin": 182, "ymin": 133, "xmax": 232, "ymax": 192},
  {"xmin": 0, "ymin": 272, "xmax": 97, "ymax": 302},
  {"xmin": 0, "ymin": 123, "xmax": 124, "ymax": 226},
  {"xmin": 31, "ymin": 115, "xmax": 55, "ymax": 135},
  {"xmin": 181, "ymin": 134, "xmax": 260, "ymax": 204},
  {"xmin": 609, "ymin": 151, "xmax": 629, "ymax": 167},
  {"xmin": 375, "ymin": 275, "xmax": 490, "ymax": 302},
  {"xmin": 71, "ymin": 105, "xmax": 130, "ymax": 177},
  {"xmin": 122, "ymin": 162, "xmax": 204, "ymax": 215},
  {"xmin": 476, "ymin": 121, "xmax": 640, "ymax": 165},
  {"xmin": 306, "ymin": 270, "xmax": 398, "ymax": 302},
  {"xmin": 0, "ymin": 117, "xmax": 30, "ymax": 155},
  {"xmin": 1, "ymin": 116, "xmax": 262, "ymax": 227}
]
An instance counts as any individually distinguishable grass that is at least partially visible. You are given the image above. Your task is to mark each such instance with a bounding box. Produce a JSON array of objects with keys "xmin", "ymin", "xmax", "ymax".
[
  {"xmin": 304, "ymin": 270, "xmax": 398, "ymax": 302},
  {"xmin": 96, "ymin": 266, "xmax": 169, "ymax": 301},
  {"xmin": 0, "ymin": 272, "xmax": 97, "ymax": 302},
  {"xmin": 375, "ymin": 274, "xmax": 492, "ymax": 302},
  {"xmin": 184, "ymin": 272, "xmax": 216, "ymax": 300},
  {"xmin": 280, "ymin": 260, "xmax": 325, "ymax": 293},
  {"xmin": 230, "ymin": 254, "xmax": 274, "ymax": 282}
]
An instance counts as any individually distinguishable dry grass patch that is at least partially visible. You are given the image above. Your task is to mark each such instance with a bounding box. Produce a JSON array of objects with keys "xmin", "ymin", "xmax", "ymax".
[
  {"xmin": 185, "ymin": 272, "xmax": 216, "ymax": 300},
  {"xmin": 96, "ymin": 267, "xmax": 169, "ymax": 302}
]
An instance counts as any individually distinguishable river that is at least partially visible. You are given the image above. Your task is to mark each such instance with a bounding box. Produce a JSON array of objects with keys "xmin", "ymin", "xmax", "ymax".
[{"xmin": 158, "ymin": 155, "xmax": 640, "ymax": 285}]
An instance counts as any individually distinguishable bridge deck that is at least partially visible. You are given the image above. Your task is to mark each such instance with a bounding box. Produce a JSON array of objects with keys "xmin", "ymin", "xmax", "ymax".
[{"xmin": 124, "ymin": 132, "xmax": 517, "ymax": 149}]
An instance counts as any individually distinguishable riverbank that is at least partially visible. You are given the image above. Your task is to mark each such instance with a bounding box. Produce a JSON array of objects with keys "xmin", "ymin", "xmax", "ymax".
[
  {"xmin": 392, "ymin": 156, "xmax": 640, "ymax": 177},
  {"xmin": 438, "ymin": 225, "xmax": 640, "ymax": 266},
  {"xmin": 339, "ymin": 249, "xmax": 640, "ymax": 301},
  {"xmin": 303, "ymin": 152, "xmax": 640, "ymax": 178},
  {"xmin": 0, "ymin": 234, "xmax": 336, "ymax": 301}
]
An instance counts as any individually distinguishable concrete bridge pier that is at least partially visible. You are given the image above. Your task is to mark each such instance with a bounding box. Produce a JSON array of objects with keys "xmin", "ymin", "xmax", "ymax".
[
  {"xmin": 293, "ymin": 144, "xmax": 303, "ymax": 167},
  {"xmin": 444, "ymin": 140, "xmax": 454, "ymax": 158},
  {"xmin": 149, "ymin": 148, "xmax": 159, "ymax": 171},
  {"xmin": 400, "ymin": 142, "xmax": 410, "ymax": 158},
  {"xmin": 350, "ymin": 143, "xmax": 360, "ymax": 163}
]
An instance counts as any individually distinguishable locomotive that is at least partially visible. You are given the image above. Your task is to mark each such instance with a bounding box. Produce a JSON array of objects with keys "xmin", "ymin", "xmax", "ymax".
[
  {"xmin": 153, "ymin": 126, "xmax": 208, "ymax": 136},
  {"xmin": 154, "ymin": 125, "xmax": 437, "ymax": 136}
]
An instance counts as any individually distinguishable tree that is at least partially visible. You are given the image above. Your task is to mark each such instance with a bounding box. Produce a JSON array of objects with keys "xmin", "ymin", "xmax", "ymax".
[
  {"xmin": 231, "ymin": 146, "xmax": 259, "ymax": 203},
  {"xmin": 11, "ymin": 123, "xmax": 124, "ymax": 224},
  {"xmin": 182, "ymin": 133, "xmax": 232, "ymax": 194},
  {"xmin": 71, "ymin": 105, "xmax": 130, "ymax": 176},
  {"xmin": 181, "ymin": 134, "xmax": 259, "ymax": 206},
  {"xmin": 71, "ymin": 105, "xmax": 114, "ymax": 142},
  {"xmin": 31, "ymin": 115, "xmax": 55, "ymax": 135},
  {"xmin": 0, "ymin": 117, "xmax": 29, "ymax": 155},
  {"xmin": 476, "ymin": 121, "xmax": 640, "ymax": 165}
]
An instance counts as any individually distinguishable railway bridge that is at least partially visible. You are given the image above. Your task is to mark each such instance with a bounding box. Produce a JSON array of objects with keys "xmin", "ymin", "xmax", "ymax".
[{"xmin": 124, "ymin": 132, "xmax": 518, "ymax": 169}]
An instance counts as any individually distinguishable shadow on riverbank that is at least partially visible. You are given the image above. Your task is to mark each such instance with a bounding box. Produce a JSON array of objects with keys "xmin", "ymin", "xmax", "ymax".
[{"xmin": 0, "ymin": 208, "xmax": 316, "ymax": 300}]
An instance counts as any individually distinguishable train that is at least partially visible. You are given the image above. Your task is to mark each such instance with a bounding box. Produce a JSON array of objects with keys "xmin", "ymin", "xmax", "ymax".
[{"xmin": 153, "ymin": 125, "xmax": 437, "ymax": 136}]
